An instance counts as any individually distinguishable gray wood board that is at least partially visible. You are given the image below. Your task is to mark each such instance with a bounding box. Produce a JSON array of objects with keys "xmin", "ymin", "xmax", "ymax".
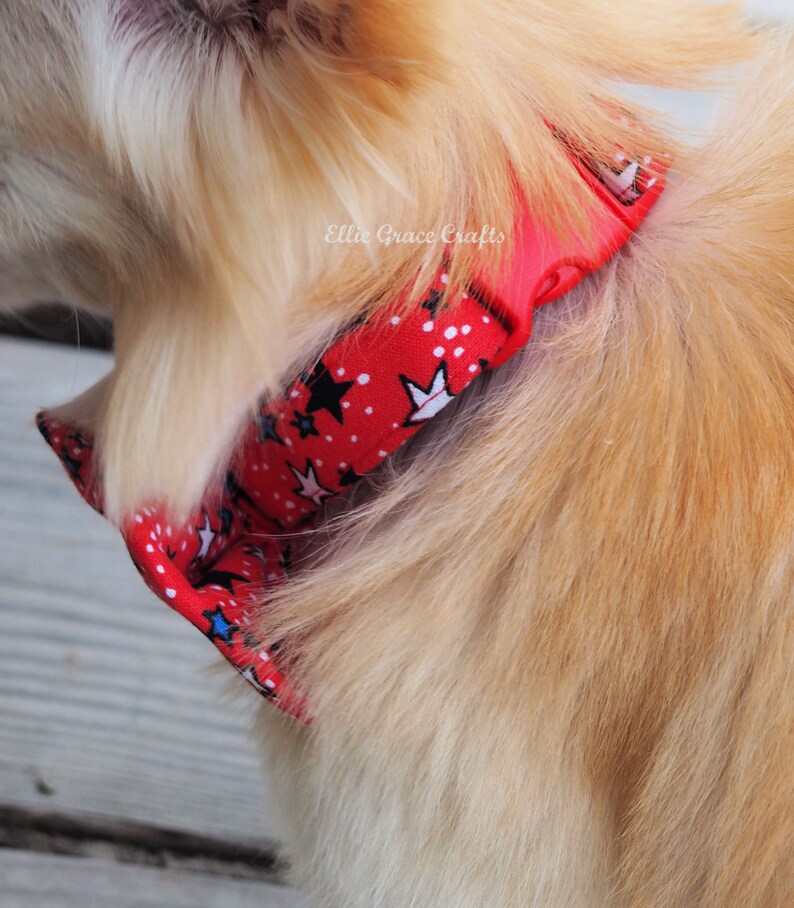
[
  {"xmin": 0, "ymin": 337, "xmax": 283, "ymax": 845},
  {"xmin": 0, "ymin": 850, "xmax": 305, "ymax": 908}
]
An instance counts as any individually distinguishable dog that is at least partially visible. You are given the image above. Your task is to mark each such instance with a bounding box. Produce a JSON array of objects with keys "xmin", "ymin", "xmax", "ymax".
[{"xmin": 2, "ymin": 2, "xmax": 793, "ymax": 905}]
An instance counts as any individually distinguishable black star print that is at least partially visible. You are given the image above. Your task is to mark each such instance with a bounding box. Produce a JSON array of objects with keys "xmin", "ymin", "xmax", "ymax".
[
  {"xmin": 303, "ymin": 360, "xmax": 354, "ymax": 425},
  {"xmin": 195, "ymin": 570, "xmax": 250, "ymax": 594},
  {"xmin": 290, "ymin": 410, "xmax": 319, "ymax": 440},
  {"xmin": 36, "ymin": 415, "xmax": 51, "ymax": 444},
  {"xmin": 242, "ymin": 630, "xmax": 264, "ymax": 654},
  {"xmin": 59, "ymin": 446, "xmax": 83, "ymax": 484},
  {"xmin": 421, "ymin": 288, "xmax": 446, "ymax": 318},
  {"xmin": 217, "ymin": 505, "xmax": 234, "ymax": 537},
  {"xmin": 238, "ymin": 664, "xmax": 277, "ymax": 699},
  {"xmin": 224, "ymin": 472, "xmax": 258, "ymax": 511},
  {"xmin": 242, "ymin": 543, "xmax": 270, "ymax": 566},
  {"xmin": 254, "ymin": 413, "xmax": 284, "ymax": 446},
  {"xmin": 279, "ymin": 544, "xmax": 293, "ymax": 574},
  {"xmin": 345, "ymin": 311, "xmax": 370, "ymax": 332},
  {"xmin": 339, "ymin": 466, "xmax": 363, "ymax": 487},
  {"xmin": 203, "ymin": 605, "xmax": 239, "ymax": 646},
  {"xmin": 165, "ymin": 546, "xmax": 177, "ymax": 561},
  {"xmin": 67, "ymin": 431, "xmax": 92, "ymax": 450}
]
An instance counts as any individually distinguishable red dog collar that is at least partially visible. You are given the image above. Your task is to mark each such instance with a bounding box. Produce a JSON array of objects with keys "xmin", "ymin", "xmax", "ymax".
[{"xmin": 39, "ymin": 146, "xmax": 665, "ymax": 721}]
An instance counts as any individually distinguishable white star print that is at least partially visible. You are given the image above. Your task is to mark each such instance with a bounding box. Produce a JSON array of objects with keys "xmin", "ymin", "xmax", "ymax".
[
  {"xmin": 239, "ymin": 665, "xmax": 276, "ymax": 696},
  {"xmin": 195, "ymin": 510, "xmax": 215, "ymax": 560},
  {"xmin": 289, "ymin": 461, "xmax": 333, "ymax": 506},
  {"xmin": 403, "ymin": 363, "xmax": 455, "ymax": 424},
  {"xmin": 599, "ymin": 160, "xmax": 642, "ymax": 204}
]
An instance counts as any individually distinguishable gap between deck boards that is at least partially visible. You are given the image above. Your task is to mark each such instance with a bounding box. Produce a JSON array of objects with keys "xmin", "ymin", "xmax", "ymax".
[{"xmin": 0, "ymin": 806, "xmax": 288, "ymax": 885}]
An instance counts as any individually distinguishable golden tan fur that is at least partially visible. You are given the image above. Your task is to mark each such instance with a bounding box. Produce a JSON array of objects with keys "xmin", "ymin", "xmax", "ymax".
[
  {"xmin": 2, "ymin": 0, "xmax": 755, "ymax": 516},
  {"xmin": 2, "ymin": 2, "xmax": 793, "ymax": 905},
  {"xmin": 257, "ymin": 45, "xmax": 794, "ymax": 903}
]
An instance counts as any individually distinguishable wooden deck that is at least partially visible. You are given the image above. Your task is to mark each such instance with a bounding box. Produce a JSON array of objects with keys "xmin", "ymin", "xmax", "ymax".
[
  {"xmin": 0, "ymin": 337, "xmax": 302, "ymax": 905},
  {"xmin": 0, "ymin": 851, "xmax": 304, "ymax": 908}
]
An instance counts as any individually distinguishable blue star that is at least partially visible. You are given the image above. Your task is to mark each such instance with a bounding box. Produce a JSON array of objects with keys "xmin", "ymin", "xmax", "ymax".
[
  {"xmin": 290, "ymin": 410, "xmax": 319, "ymax": 440},
  {"xmin": 203, "ymin": 606, "xmax": 239, "ymax": 646},
  {"xmin": 254, "ymin": 413, "xmax": 284, "ymax": 446}
]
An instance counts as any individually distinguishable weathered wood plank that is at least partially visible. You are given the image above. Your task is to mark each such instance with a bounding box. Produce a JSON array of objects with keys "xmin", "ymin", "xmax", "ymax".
[
  {"xmin": 0, "ymin": 338, "xmax": 282, "ymax": 845},
  {"xmin": 0, "ymin": 850, "xmax": 305, "ymax": 908},
  {"xmin": 753, "ymin": 0, "xmax": 793, "ymax": 17}
]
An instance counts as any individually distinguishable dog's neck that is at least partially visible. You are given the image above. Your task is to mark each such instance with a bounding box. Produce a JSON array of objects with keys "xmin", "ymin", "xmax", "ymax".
[{"xmin": 39, "ymin": 144, "xmax": 665, "ymax": 719}]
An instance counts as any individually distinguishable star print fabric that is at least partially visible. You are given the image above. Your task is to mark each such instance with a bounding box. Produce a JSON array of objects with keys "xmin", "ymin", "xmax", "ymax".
[
  {"xmin": 38, "ymin": 274, "xmax": 509, "ymax": 720},
  {"xmin": 38, "ymin": 131, "xmax": 667, "ymax": 720}
]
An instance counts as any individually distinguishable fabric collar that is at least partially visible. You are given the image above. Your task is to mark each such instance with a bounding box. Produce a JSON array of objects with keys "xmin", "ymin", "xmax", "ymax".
[{"xmin": 38, "ymin": 144, "xmax": 665, "ymax": 721}]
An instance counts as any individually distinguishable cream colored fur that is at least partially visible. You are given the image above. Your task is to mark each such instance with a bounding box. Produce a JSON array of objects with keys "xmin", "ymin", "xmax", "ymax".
[{"xmin": 2, "ymin": 2, "xmax": 793, "ymax": 905}]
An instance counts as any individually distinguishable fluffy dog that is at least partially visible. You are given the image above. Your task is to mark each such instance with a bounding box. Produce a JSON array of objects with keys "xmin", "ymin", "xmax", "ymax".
[{"xmin": 2, "ymin": 2, "xmax": 793, "ymax": 905}]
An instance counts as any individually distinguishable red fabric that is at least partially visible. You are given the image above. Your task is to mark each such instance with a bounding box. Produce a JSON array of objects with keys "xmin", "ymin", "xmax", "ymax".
[{"xmin": 38, "ymin": 149, "xmax": 665, "ymax": 721}]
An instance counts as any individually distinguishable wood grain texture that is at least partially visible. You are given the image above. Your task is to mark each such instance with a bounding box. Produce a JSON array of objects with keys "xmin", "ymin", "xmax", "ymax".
[
  {"xmin": 0, "ymin": 850, "xmax": 306, "ymax": 908},
  {"xmin": 0, "ymin": 338, "xmax": 285, "ymax": 846},
  {"xmin": 749, "ymin": 0, "xmax": 793, "ymax": 18}
]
